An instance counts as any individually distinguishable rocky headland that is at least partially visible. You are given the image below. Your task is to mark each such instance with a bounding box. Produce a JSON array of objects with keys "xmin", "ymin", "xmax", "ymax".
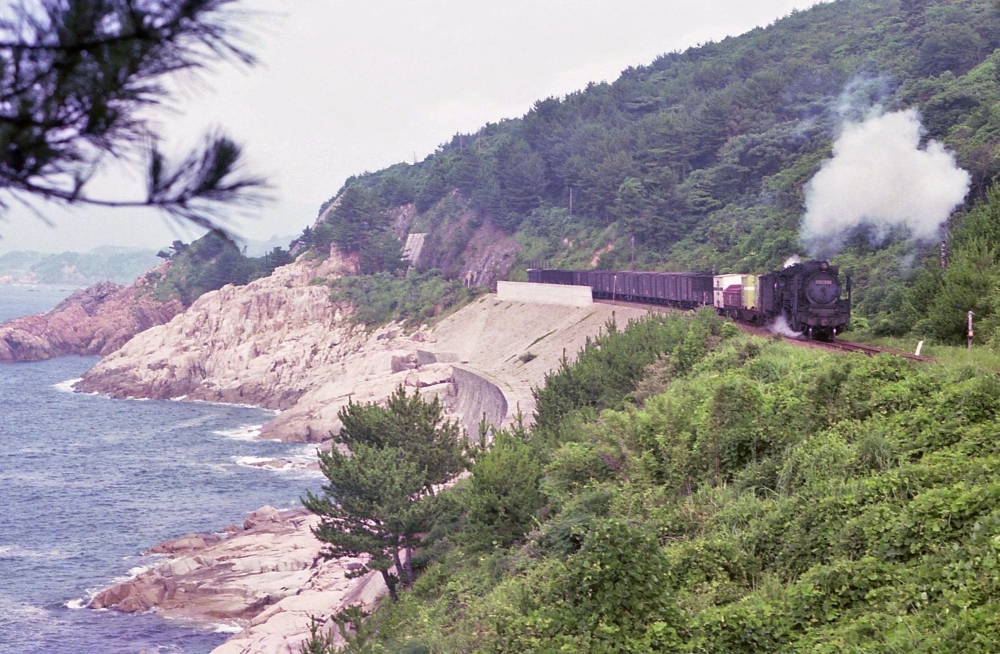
[
  {"xmin": 78, "ymin": 249, "xmax": 649, "ymax": 444},
  {"xmin": 0, "ymin": 263, "xmax": 183, "ymax": 362},
  {"xmin": 74, "ymin": 249, "xmax": 652, "ymax": 652}
]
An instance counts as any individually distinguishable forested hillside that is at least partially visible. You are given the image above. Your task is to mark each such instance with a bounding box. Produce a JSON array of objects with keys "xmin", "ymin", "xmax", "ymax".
[
  {"xmin": 147, "ymin": 232, "xmax": 293, "ymax": 306},
  {"xmin": 304, "ymin": 311, "xmax": 1000, "ymax": 653},
  {"xmin": 307, "ymin": 0, "xmax": 1000, "ymax": 345}
]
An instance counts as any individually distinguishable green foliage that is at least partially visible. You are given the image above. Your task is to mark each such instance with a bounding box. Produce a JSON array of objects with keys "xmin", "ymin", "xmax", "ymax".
[
  {"xmin": 302, "ymin": 441, "xmax": 428, "ymax": 597},
  {"xmin": 353, "ymin": 310, "xmax": 1000, "ymax": 652},
  {"xmin": 310, "ymin": 186, "xmax": 406, "ymax": 275},
  {"xmin": 463, "ymin": 429, "xmax": 546, "ymax": 552},
  {"xmin": 496, "ymin": 519, "xmax": 681, "ymax": 653},
  {"xmin": 532, "ymin": 309, "xmax": 723, "ymax": 440},
  {"xmin": 302, "ymin": 386, "xmax": 468, "ymax": 600},
  {"xmin": 151, "ymin": 232, "xmax": 293, "ymax": 306},
  {"xmin": 300, "ymin": 608, "xmax": 384, "ymax": 654},
  {"xmin": 329, "ymin": 270, "xmax": 483, "ymax": 327},
  {"xmin": 338, "ymin": 386, "xmax": 467, "ymax": 496}
]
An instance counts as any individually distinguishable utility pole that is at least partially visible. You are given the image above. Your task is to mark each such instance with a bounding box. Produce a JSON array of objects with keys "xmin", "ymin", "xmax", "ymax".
[
  {"xmin": 568, "ymin": 187, "xmax": 573, "ymax": 217},
  {"xmin": 630, "ymin": 235, "xmax": 635, "ymax": 270},
  {"xmin": 968, "ymin": 311, "xmax": 974, "ymax": 351}
]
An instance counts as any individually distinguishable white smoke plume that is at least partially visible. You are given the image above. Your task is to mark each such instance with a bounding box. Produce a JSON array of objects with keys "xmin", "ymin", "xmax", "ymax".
[
  {"xmin": 801, "ymin": 109, "xmax": 971, "ymax": 257},
  {"xmin": 783, "ymin": 255, "xmax": 801, "ymax": 268},
  {"xmin": 769, "ymin": 315, "xmax": 803, "ymax": 339}
]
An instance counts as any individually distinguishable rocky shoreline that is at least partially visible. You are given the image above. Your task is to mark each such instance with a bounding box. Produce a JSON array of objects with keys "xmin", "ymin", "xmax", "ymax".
[
  {"xmin": 90, "ymin": 505, "xmax": 387, "ymax": 654},
  {"xmin": 42, "ymin": 251, "xmax": 653, "ymax": 652},
  {"xmin": 0, "ymin": 263, "xmax": 182, "ymax": 362}
]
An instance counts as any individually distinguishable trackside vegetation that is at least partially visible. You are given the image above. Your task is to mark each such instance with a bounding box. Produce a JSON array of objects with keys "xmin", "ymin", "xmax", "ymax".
[
  {"xmin": 305, "ymin": 311, "xmax": 1000, "ymax": 653},
  {"xmin": 327, "ymin": 270, "xmax": 484, "ymax": 327}
]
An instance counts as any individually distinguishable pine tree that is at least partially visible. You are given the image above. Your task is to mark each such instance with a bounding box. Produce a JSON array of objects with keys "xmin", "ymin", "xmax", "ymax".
[
  {"xmin": 0, "ymin": 0, "xmax": 265, "ymax": 229},
  {"xmin": 303, "ymin": 386, "xmax": 468, "ymax": 600},
  {"xmin": 302, "ymin": 442, "xmax": 429, "ymax": 602}
]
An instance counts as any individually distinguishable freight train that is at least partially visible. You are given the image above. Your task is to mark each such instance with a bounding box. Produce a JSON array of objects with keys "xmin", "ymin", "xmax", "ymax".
[{"xmin": 527, "ymin": 260, "xmax": 851, "ymax": 340}]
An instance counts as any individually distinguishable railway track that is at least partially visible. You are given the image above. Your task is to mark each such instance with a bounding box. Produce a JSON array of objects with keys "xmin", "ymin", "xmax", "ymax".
[
  {"xmin": 593, "ymin": 299, "xmax": 935, "ymax": 362},
  {"xmin": 817, "ymin": 338, "xmax": 935, "ymax": 362}
]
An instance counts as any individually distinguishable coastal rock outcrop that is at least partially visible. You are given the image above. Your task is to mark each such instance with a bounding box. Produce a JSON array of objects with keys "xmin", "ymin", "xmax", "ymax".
[
  {"xmin": 80, "ymin": 262, "xmax": 654, "ymax": 653},
  {"xmin": 78, "ymin": 246, "xmax": 651, "ymax": 443},
  {"xmin": 89, "ymin": 505, "xmax": 388, "ymax": 653},
  {"xmin": 0, "ymin": 264, "xmax": 183, "ymax": 362}
]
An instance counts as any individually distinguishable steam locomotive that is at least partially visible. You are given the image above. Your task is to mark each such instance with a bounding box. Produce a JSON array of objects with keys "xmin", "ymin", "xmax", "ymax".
[{"xmin": 527, "ymin": 260, "xmax": 851, "ymax": 340}]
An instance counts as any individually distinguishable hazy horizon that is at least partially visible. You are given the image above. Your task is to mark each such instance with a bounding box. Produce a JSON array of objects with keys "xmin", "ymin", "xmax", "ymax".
[{"xmin": 0, "ymin": 0, "xmax": 822, "ymax": 254}]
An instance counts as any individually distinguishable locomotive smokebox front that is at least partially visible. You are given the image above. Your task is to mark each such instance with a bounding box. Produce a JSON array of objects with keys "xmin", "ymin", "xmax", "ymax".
[{"xmin": 805, "ymin": 270, "xmax": 841, "ymax": 306}]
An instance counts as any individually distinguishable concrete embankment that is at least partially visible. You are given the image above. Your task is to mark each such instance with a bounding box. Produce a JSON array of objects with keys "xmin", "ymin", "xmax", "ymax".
[{"xmin": 450, "ymin": 364, "xmax": 509, "ymax": 438}]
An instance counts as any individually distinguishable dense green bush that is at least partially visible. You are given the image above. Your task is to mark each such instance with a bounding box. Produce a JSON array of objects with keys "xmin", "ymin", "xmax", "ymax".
[
  {"xmin": 532, "ymin": 308, "xmax": 723, "ymax": 440},
  {"xmin": 496, "ymin": 518, "xmax": 681, "ymax": 653},
  {"xmin": 151, "ymin": 232, "xmax": 292, "ymax": 305},
  {"xmin": 348, "ymin": 312, "xmax": 1000, "ymax": 653},
  {"xmin": 328, "ymin": 270, "xmax": 482, "ymax": 327},
  {"xmin": 463, "ymin": 429, "xmax": 546, "ymax": 552}
]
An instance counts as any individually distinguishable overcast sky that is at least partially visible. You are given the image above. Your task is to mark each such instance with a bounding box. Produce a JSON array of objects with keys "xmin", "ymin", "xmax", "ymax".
[{"xmin": 0, "ymin": 0, "xmax": 823, "ymax": 254}]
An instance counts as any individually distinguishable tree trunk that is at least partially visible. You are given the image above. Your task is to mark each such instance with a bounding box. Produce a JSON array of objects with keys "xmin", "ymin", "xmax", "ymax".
[
  {"xmin": 403, "ymin": 546, "xmax": 414, "ymax": 588},
  {"xmin": 380, "ymin": 569, "xmax": 398, "ymax": 602},
  {"xmin": 392, "ymin": 547, "xmax": 413, "ymax": 588}
]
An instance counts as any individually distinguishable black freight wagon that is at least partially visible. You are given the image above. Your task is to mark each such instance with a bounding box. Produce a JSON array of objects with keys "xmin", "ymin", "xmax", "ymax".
[{"xmin": 528, "ymin": 269, "xmax": 713, "ymax": 309}]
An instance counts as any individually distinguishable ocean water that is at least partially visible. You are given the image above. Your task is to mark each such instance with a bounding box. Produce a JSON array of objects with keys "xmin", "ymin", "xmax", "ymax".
[{"xmin": 0, "ymin": 285, "xmax": 322, "ymax": 653}]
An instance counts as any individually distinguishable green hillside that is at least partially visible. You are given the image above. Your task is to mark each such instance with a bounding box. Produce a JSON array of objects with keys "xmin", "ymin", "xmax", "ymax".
[
  {"xmin": 305, "ymin": 311, "xmax": 1000, "ymax": 653},
  {"xmin": 307, "ymin": 0, "xmax": 1000, "ymax": 345}
]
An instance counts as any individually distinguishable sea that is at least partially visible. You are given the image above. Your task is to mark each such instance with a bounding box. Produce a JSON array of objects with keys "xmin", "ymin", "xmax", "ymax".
[{"xmin": 0, "ymin": 285, "xmax": 322, "ymax": 653}]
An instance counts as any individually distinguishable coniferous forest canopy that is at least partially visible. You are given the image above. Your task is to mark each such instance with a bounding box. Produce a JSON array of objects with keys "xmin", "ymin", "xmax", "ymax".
[{"xmin": 307, "ymin": 0, "xmax": 1000, "ymax": 346}]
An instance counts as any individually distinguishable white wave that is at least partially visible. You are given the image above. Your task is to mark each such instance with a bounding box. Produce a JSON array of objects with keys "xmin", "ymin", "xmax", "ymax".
[
  {"xmin": 0, "ymin": 597, "xmax": 50, "ymax": 620},
  {"xmin": 64, "ymin": 598, "xmax": 86, "ymax": 610},
  {"xmin": 213, "ymin": 425, "xmax": 263, "ymax": 441},
  {"xmin": 192, "ymin": 461, "xmax": 234, "ymax": 474},
  {"xmin": 0, "ymin": 544, "xmax": 74, "ymax": 560},
  {"xmin": 52, "ymin": 378, "xmax": 82, "ymax": 393},
  {"xmin": 290, "ymin": 443, "xmax": 321, "ymax": 462},
  {"xmin": 234, "ymin": 453, "xmax": 322, "ymax": 477},
  {"xmin": 127, "ymin": 563, "xmax": 154, "ymax": 577},
  {"xmin": 234, "ymin": 455, "xmax": 291, "ymax": 470},
  {"xmin": 213, "ymin": 622, "xmax": 244, "ymax": 634},
  {"xmin": 171, "ymin": 396, "xmax": 281, "ymax": 414}
]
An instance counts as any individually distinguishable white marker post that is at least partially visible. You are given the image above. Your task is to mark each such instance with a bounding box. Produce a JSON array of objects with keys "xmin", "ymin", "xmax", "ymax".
[{"xmin": 968, "ymin": 311, "xmax": 974, "ymax": 351}]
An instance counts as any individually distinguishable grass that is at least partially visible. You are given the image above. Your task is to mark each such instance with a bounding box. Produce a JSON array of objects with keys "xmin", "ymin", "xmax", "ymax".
[{"xmin": 845, "ymin": 329, "xmax": 1000, "ymax": 372}]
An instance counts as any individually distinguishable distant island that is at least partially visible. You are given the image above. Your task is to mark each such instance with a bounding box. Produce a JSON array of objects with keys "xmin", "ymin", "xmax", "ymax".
[
  {"xmin": 0, "ymin": 247, "xmax": 161, "ymax": 286},
  {"xmin": 0, "ymin": 236, "xmax": 297, "ymax": 287}
]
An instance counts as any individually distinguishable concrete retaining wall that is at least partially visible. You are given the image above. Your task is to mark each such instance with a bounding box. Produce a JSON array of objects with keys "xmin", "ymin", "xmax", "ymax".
[
  {"xmin": 451, "ymin": 365, "xmax": 509, "ymax": 441},
  {"xmin": 496, "ymin": 281, "xmax": 592, "ymax": 307}
]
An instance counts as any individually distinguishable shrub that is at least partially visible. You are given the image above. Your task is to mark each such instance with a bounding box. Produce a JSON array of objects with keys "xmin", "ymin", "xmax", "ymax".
[
  {"xmin": 329, "ymin": 270, "xmax": 482, "ymax": 327},
  {"xmin": 464, "ymin": 430, "xmax": 546, "ymax": 551}
]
